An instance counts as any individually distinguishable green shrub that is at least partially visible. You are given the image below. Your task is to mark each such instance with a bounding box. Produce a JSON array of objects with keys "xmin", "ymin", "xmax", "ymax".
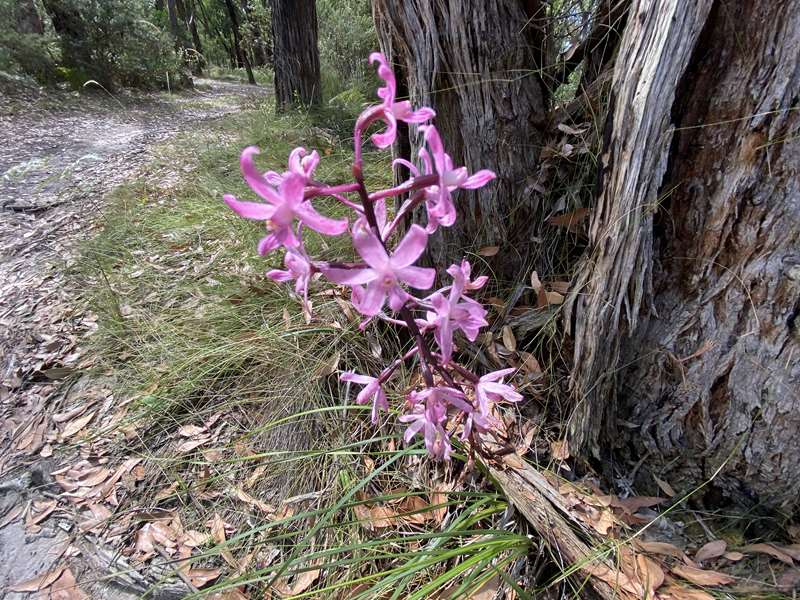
[
  {"xmin": 44, "ymin": 0, "xmax": 186, "ymax": 90},
  {"xmin": 317, "ymin": 0, "xmax": 378, "ymax": 98}
]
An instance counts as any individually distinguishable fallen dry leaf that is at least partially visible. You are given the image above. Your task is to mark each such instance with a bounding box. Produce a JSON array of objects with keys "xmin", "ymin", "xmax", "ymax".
[
  {"xmin": 0, "ymin": 505, "xmax": 24, "ymax": 529},
  {"xmin": 501, "ymin": 325, "xmax": 516, "ymax": 352},
  {"xmin": 694, "ymin": 539, "xmax": 727, "ymax": 563},
  {"xmin": 740, "ymin": 542, "xmax": 795, "ymax": 565},
  {"xmin": 551, "ymin": 439, "xmax": 570, "ymax": 460},
  {"xmin": 275, "ymin": 565, "xmax": 322, "ymax": 596},
  {"xmin": 653, "ymin": 475, "xmax": 676, "ymax": 497},
  {"xmin": 9, "ymin": 565, "xmax": 66, "ymax": 592},
  {"xmin": 548, "ymin": 280, "xmax": 570, "ymax": 294},
  {"xmin": 231, "ymin": 487, "xmax": 275, "ymax": 514},
  {"xmin": 635, "ymin": 554, "xmax": 665, "ymax": 593},
  {"xmin": 478, "ymin": 245, "xmax": 499, "ymax": 257},
  {"xmin": 49, "ymin": 567, "xmax": 88, "ymax": 600},
  {"xmin": 178, "ymin": 424, "xmax": 206, "ymax": 437},
  {"xmin": 547, "ymin": 208, "xmax": 590, "ymax": 233},
  {"xmin": 582, "ymin": 562, "xmax": 644, "ymax": 597},
  {"xmin": 60, "ymin": 411, "xmax": 96, "ymax": 439},
  {"xmin": 545, "ymin": 290, "xmax": 564, "ymax": 305},
  {"xmin": 659, "ymin": 583, "xmax": 715, "ymax": 600},
  {"xmin": 209, "ymin": 513, "xmax": 238, "ymax": 568},
  {"xmin": 611, "ymin": 495, "xmax": 666, "ymax": 515},
  {"xmin": 635, "ymin": 540, "xmax": 686, "ymax": 559},
  {"xmin": 671, "ymin": 563, "xmax": 735, "ymax": 586},
  {"xmin": 187, "ymin": 568, "xmax": 221, "ymax": 588},
  {"xmin": 519, "ymin": 351, "xmax": 542, "ymax": 377},
  {"xmin": 176, "ymin": 436, "xmax": 210, "ymax": 453},
  {"xmin": 723, "ymin": 551, "xmax": 744, "ymax": 561}
]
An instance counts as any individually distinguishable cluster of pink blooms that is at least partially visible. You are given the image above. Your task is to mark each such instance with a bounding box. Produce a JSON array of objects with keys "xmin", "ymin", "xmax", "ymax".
[{"xmin": 223, "ymin": 53, "xmax": 521, "ymax": 459}]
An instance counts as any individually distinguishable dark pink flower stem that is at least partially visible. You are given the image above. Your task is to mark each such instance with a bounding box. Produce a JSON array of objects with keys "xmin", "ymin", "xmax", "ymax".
[
  {"xmin": 377, "ymin": 346, "xmax": 419, "ymax": 384},
  {"xmin": 450, "ymin": 362, "xmax": 480, "ymax": 384},
  {"xmin": 353, "ymin": 160, "xmax": 436, "ymax": 388},
  {"xmin": 368, "ymin": 174, "xmax": 439, "ymax": 202}
]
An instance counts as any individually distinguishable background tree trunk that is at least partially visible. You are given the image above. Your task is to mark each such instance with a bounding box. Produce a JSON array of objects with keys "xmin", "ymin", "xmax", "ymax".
[
  {"xmin": 16, "ymin": 0, "xmax": 44, "ymax": 34},
  {"xmin": 224, "ymin": 0, "xmax": 256, "ymax": 84},
  {"xmin": 372, "ymin": 0, "xmax": 550, "ymax": 284},
  {"xmin": 271, "ymin": 0, "xmax": 321, "ymax": 108},
  {"xmin": 565, "ymin": 0, "xmax": 800, "ymax": 510}
]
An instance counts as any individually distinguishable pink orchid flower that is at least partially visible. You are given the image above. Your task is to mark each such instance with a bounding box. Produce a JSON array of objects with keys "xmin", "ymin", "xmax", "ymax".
[
  {"xmin": 223, "ymin": 148, "xmax": 348, "ymax": 254},
  {"xmin": 354, "ymin": 53, "xmax": 435, "ymax": 156},
  {"xmin": 399, "ymin": 386, "xmax": 468, "ymax": 460},
  {"xmin": 419, "ymin": 125, "xmax": 496, "ymax": 229},
  {"xmin": 424, "ymin": 291, "xmax": 488, "ymax": 363},
  {"xmin": 267, "ymin": 248, "xmax": 312, "ymax": 306},
  {"xmin": 448, "ymin": 260, "xmax": 488, "ymax": 293},
  {"xmin": 340, "ymin": 371, "xmax": 389, "ymax": 424},
  {"xmin": 421, "ymin": 261, "xmax": 488, "ymax": 362},
  {"xmin": 323, "ymin": 223, "xmax": 435, "ymax": 316},
  {"xmin": 262, "ymin": 146, "xmax": 321, "ymax": 188},
  {"xmin": 475, "ymin": 368, "xmax": 523, "ymax": 416}
]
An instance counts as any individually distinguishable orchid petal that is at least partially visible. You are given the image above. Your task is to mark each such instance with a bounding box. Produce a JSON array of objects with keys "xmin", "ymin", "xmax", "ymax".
[
  {"xmin": 267, "ymin": 269, "xmax": 293, "ymax": 282},
  {"xmin": 352, "ymin": 224, "xmax": 391, "ymax": 270},
  {"xmin": 240, "ymin": 147, "xmax": 281, "ymax": 203},
  {"xmin": 340, "ymin": 372, "xmax": 374, "ymax": 385},
  {"xmin": 387, "ymin": 285, "xmax": 410, "ymax": 311},
  {"xmin": 323, "ymin": 266, "xmax": 376, "ymax": 286},
  {"xmin": 355, "ymin": 280, "xmax": 387, "ymax": 316},
  {"xmin": 396, "ymin": 266, "xmax": 436, "ymax": 289},
  {"xmin": 371, "ymin": 111, "xmax": 397, "ymax": 148},
  {"xmin": 223, "ymin": 194, "xmax": 275, "ymax": 221},
  {"xmin": 403, "ymin": 106, "xmax": 436, "ymax": 124},
  {"xmin": 390, "ymin": 224, "xmax": 428, "ymax": 268},
  {"xmin": 257, "ymin": 234, "xmax": 280, "ymax": 256},
  {"xmin": 393, "ymin": 158, "xmax": 419, "ymax": 177},
  {"xmin": 461, "ymin": 169, "xmax": 497, "ymax": 189},
  {"xmin": 294, "ymin": 203, "xmax": 348, "ymax": 235}
]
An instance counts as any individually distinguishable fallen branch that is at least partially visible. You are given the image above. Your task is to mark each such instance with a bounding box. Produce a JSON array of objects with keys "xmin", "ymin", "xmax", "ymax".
[{"xmin": 486, "ymin": 459, "xmax": 628, "ymax": 600}]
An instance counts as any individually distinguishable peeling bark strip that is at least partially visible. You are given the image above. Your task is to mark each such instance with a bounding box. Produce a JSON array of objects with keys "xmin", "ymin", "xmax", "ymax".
[
  {"xmin": 565, "ymin": 0, "xmax": 715, "ymax": 457},
  {"xmin": 271, "ymin": 0, "xmax": 321, "ymax": 108},
  {"xmin": 567, "ymin": 0, "xmax": 800, "ymax": 508},
  {"xmin": 373, "ymin": 0, "xmax": 549, "ymax": 281}
]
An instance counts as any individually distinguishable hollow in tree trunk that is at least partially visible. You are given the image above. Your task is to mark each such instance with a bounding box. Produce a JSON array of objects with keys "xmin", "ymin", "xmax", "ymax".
[
  {"xmin": 565, "ymin": 0, "xmax": 800, "ymax": 511},
  {"xmin": 271, "ymin": 0, "xmax": 321, "ymax": 108}
]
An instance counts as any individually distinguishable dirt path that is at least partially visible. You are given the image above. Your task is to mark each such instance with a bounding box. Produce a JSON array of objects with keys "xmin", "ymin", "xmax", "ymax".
[{"xmin": 0, "ymin": 79, "xmax": 261, "ymax": 598}]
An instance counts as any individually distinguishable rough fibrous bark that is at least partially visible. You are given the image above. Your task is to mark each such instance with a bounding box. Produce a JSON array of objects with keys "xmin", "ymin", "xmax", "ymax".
[
  {"xmin": 271, "ymin": 0, "xmax": 321, "ymax": 108},
  {"xmin": 373, "ymin": 0, "xmax": 549, "ymax": 283},
  {"xmin": 566, "ymin": 0, "xmax": 800, "ymax": 509}
]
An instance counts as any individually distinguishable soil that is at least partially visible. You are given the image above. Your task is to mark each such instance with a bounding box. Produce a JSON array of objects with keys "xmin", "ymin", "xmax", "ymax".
[{"xmin": 0, "ymin": 78, "xmax": 261, "ymax": 599}]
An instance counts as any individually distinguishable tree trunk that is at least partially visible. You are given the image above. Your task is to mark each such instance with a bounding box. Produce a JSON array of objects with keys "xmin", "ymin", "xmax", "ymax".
[
  {"xmin": 16, "ymin": 0, "xmax": 44, "ymax": 34},
  {"xmin": 372, "ymin": 1, "xmax": 550, "ymax": 284},
  {"xmin": 166, "ymin": 0, "xmax": 182, "ymax": 43},
  {"xmin": 271, "ymin": 0, "xmax": 321, "ymax": 108},
  {"xmin": 565, "ymin": 0, "xmax": 800, "ymax": 510},
  {"xmin": 224, "ymin": 0, "xmax": 256, "ymax": 84},
  {"xmin": 176, "ymin": 0, "xmax": 203, "ymax": 74}
]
